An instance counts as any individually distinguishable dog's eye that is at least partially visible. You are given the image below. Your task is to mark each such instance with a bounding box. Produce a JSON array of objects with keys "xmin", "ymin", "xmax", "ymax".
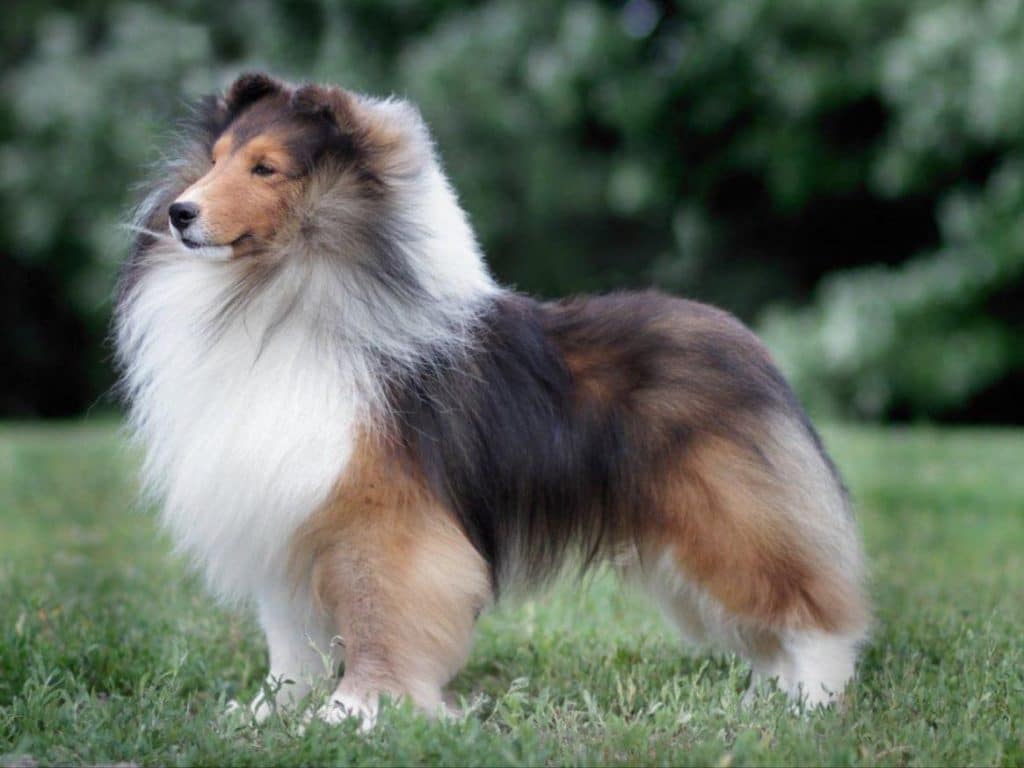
[{"xmin": 252, "ymin": 164, "xmax": 275, "ymax": 177}]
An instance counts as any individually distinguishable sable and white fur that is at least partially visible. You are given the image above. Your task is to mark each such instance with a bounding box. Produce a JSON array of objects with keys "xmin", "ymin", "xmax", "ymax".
[{"xmin": 115, "ymin": 73, "xmax": 869, "ymax": 727}]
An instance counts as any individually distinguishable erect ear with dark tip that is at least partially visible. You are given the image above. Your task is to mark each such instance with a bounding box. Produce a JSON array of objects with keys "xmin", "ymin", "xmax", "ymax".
[
  {"xmin": 225, "ymin": 72, "xmax": 283, "ymax": 115},
  {"xmin": 190, "ymin": 93, "xmax": 230, "ymax": 141},
  {"xmin": 290, "ymin": 84, "xmax": 358, "ymax": 132}
]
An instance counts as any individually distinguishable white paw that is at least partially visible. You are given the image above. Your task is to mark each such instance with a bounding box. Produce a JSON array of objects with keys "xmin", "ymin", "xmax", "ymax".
[
  {"xmin": 222, "ymin": 690, "xmax": 286, "ymax": 726},
  {"xmin": 793, "ymin": 680, "xmax": 843, "ymax": 710},
  {"xmin": 222, "ymin": 698, "xmax": 260, "ymax": 728},
  {"xmin": 443, "ymin": 691, "xmax": 486, "ymax": 720},
  {"xmin": 741, "ymin": 683, "xmax": 760, "ymax": 709},
  {"xmin": 316, "ymin": 692, "xmax": 379, "ymax": 732},
  {"xmin": 742, "ymin": 666, "xmax": 782, "ymax": 709}
]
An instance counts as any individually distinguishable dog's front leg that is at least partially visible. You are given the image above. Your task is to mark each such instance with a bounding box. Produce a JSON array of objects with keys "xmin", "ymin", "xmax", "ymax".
[
  {"xmin": 308, "ymin": 505, "xmax": 492, "ymax": 730},
  {"xmin": 243, "ymin": 585, "xmax": 337, "ymax": 722}
]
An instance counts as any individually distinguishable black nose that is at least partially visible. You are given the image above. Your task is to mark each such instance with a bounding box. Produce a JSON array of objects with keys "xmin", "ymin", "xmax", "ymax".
[{"xmin": 169, "ymin": 202, "xmax": 199, "ymax": 231}]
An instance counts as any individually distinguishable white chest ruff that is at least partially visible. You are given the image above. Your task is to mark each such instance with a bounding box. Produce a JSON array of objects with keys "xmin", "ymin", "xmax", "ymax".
[{"xmin": 119, "ymin": 260, "xmax": 365, "ymax": 601}]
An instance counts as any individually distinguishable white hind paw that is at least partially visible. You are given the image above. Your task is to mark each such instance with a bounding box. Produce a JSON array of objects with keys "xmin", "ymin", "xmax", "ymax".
[{"xmin": 793, "ymin": 679, "xmax": 846, "ymax": 709}]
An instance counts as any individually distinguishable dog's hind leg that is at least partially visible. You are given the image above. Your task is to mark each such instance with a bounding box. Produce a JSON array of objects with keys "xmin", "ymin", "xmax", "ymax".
[{"xmin": 640, "ymin": 415, "xmax": 870, "ymax": 708}]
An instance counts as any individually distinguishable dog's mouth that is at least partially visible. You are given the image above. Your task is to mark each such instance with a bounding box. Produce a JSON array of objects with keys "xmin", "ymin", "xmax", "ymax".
[
  {"xmin": 180, "ymin": 233, "xmax": 251, "ymax": 250},
  {"xmin": 169, "ymin": 224, "xmax": 253, "ymax": 262}
]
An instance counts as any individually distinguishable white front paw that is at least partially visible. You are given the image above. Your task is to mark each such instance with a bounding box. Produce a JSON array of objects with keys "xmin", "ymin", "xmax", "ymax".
[
  {"xmin": 316, "ymin": 692, "xmax": 379, "ymax": 731},
  {"xmin": 222, "ymin": 697, "xmax": 262, "ymax": 728},
  {"xmin": 221, "ymin": 689, "xmax": 282, "ymax": 726}
]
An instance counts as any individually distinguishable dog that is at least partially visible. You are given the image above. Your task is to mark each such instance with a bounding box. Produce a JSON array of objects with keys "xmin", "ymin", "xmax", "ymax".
[{"xmin": 114, "ymin": 72, "xmax": 869, "ymax": 727}]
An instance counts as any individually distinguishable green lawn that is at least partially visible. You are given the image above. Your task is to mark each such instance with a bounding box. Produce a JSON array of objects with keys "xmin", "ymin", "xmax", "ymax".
[{"xmin": 1, "ymin": 422, "xmax": 1021, "ymax": 766}]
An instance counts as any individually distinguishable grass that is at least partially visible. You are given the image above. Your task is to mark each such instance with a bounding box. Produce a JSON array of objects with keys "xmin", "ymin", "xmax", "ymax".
[{"xmin": 0, "ymin": 421, "xmax": 1022, "ymax": 767}]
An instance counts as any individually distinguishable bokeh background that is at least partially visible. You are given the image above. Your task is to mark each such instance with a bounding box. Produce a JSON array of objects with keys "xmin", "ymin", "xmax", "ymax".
[{"xmin": 3, "ymin": 0, "xmax": 1022, "ymax": 424}]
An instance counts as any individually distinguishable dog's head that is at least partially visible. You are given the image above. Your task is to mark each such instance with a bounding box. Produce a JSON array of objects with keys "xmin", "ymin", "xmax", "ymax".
[
  {"xmin": 166, "ymin": 72, "xmax": 405, "ymax": 260},
  {"xmin": 122, "ymin": 71, "xmax": 493, "ymax": 340}
]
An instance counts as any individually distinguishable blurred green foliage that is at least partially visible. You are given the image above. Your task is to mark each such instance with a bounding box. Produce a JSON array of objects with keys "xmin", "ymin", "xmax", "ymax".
[{"xmin": 1, "ymin": 0, "xmax": 1021, "ymax": 420}]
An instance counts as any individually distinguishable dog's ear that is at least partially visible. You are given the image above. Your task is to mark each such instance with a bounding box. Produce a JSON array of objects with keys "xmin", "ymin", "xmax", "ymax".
[
  {"xmin": 189, "ymin": 93, "xmax": 230, "ymax": 143},
  {"xmin": 290, "ymin": 83, "xmax": 359, "ymax": 133},
  {"xmin": 290, "ymin": 83, "xmax": 409, "ymax": 164},
  {"xmin": 289, "ymin": 83, "xmax": 375, "ymax": 164},
  {"xmin": 225, "ymin": 72, "xmax": 283, "ymax": 116}
]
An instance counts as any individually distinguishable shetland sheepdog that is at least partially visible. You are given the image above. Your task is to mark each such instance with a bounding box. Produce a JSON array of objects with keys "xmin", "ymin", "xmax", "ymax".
[{"xmin": 115, "ymin": 73, "xmax": 869, "ymax": 727}]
